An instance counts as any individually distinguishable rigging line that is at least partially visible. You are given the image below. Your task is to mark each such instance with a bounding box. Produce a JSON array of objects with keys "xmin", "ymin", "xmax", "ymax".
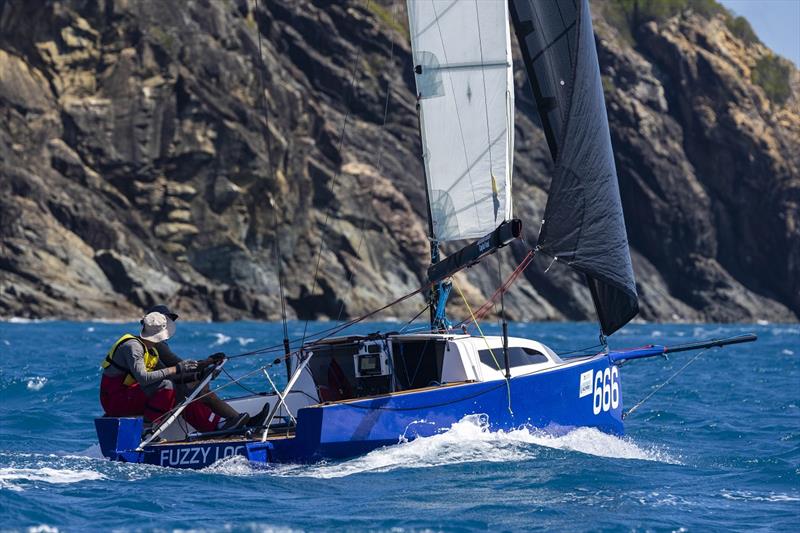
[
  {"xmin": 556, "ymin": 343, "xmax": 603, "ymax": 356},
  {"xmin": 300, "ymin": 0, "xmax": 372, "ymax": 349},
  {"xmin": 453, "ymin": 281, "xmax": 501, "ymax": 372},
  {"xmin": 253, "ymin": 0, "xmax": 289, "ymax": 343},
  {"xmin": 497, "ymin": 248, "xmax": 509, "ymax": 379},
  {"xmin": 453, "ymin": 280, "xmax": 513, "ymax": 415},
  {"xmin": 409, "ymin": 336, "xmax": 436, "ymax": 388},
  {"xmin": 398, "ymin": 303, "xmax": 431, "ymax": 333},
  {"xmin": 151, "ymin": 362, "xmax": 280, "ymax": 427},
  {"xmin": 402, "ymin": 324, "xmax": 436, "ymax": 334},
  {"xmin": 335, "ymin": 0, "xmax": 398, "ymax": 324},
  {"xmin": 394, "ymin": 334, "xmax": 436, "ymax": 390},
  {"xmin": 227, "ymin": 280, "xmax": 431, "ymax": 360},
  {"xmin": 623, "ymin": 346, "xmax": 714, "ymax": 420},
  {"xmin": 457, "ymin": 248, "xmax": 535, "ymax": 328},
  {"xmin": 308, "ymin": 279, "xmax": 429, "ymax": 341},
  {"xmin": 222, "ymin": 367, "xmax": 261, "ymax": 396}
]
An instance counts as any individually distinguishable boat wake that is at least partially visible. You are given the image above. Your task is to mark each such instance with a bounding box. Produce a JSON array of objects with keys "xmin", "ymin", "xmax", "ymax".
[
  {"xmin": 0, "ymin": 467, "xmax": 106, "ymax": 492},
  {"xmin": 526, "ymin": 425, "xmax": 679, "ymax": 463},
  {"xmin": 206, "ymin": 415, "xmax": 679, "ymax": 479}
]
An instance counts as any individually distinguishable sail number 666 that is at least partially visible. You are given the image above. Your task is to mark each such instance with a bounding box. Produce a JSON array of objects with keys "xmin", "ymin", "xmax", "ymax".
[{"xmin": 593, "ymin": 366, "xmax": 620, "ymax": 415}]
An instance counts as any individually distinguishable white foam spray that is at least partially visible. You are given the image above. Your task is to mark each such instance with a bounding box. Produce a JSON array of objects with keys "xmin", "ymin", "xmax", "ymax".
[
  {"xmin": 26, "ymin": 377, "xmax": 47, "ymax": 391},
  {"xmin": 203, "ymin": 415, "xmax": 678, "ymax": 479},
  {"xmin": 27, "ymin": 526, "xmax": 60, "ymax": 533},
  {"xmin": 210, "ymin": 333, "xmax": 231, "ymax": 347},
  {"xmin": 0, "ymin": 467, "xmax": 105, "ymax": 492}
]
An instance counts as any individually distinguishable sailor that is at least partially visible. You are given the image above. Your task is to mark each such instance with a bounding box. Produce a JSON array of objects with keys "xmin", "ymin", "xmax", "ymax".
[{"xmin": 100, "ymin": 305, "xmax": 251, "ymax": 432}]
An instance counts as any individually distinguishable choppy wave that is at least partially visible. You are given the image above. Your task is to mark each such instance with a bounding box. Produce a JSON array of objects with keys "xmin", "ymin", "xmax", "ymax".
[
  {"xmin": 210, "ymin": 333, "xmax": 231, "ymax": 347},
  {"xmin": 771, "ymin": 326, "xmax": 800, "ymax": 336},
  {"xmin": 27, "ymin": 526, "xmax": 61, "ymax": 533},
  {"xmin": 26, "ymin": 377, "xmax": 47, "ymax": 391},
  {"xmin": 203, "ymin": 415, "xmax": 677, "ymax": 479},
  {"xmin": 0, "ymin": 467, "xmax": 105, "ymax": 492},
  {"xmin": 720, "ymin": 489, "xmax": 800, "ymax": 502}
]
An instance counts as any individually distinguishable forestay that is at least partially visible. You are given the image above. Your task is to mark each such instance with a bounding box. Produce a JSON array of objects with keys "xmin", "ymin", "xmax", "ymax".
[
  {"xmin": 509, "ymin": 0, "xmax": 639, "ymax": 335},
  {"xmin": 407, "ymin": 0, "xmax": 514, "ymax": 242}
]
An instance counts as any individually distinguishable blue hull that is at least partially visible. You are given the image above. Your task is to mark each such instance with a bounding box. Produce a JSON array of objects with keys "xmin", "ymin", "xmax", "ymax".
[{"xmin": 96, "ymin": 354, "xmax": 623, "ymax": 469}]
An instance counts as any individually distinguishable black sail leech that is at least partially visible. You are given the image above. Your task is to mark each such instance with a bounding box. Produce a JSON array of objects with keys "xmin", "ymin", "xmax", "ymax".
[{"xmin": 510, "ymin": 0, "xmax": 639, "ymax": 335}]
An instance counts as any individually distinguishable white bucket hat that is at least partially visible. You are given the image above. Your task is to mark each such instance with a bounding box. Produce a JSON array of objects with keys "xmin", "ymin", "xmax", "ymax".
[{"xmin": 140, "ymin": 311, "xmax": 176, "ymax": 343}]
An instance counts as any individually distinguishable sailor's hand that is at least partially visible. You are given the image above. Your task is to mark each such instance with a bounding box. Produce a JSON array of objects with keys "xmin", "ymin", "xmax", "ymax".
[
  {"xmin": 176, "ymin": 360, "xmax": 198, "ymax": 375},
  {"xmin": 198, "ymin": 352, "xmax": 224, "ymax": 369},
  {"xmin": 199, "ymin": 352, "xmax": 226, "ymax": 369}
]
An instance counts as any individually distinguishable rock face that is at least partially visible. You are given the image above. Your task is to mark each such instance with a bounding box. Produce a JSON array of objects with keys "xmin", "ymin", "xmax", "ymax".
[{"xmin": 0, "ymin": 0, "xmax": 797, "ymax": 324}]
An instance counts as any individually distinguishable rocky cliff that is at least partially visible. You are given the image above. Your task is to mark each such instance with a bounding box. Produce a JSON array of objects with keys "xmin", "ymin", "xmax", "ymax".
[{"xmin": 1, "ymin": 0, "xmax": 797, "ymax": 324}]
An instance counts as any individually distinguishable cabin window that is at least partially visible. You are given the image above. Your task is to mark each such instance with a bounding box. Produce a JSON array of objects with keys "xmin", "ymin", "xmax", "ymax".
[
  {"xmin": 392, "ymin": 340, "xmax": 446, "ymax": 391},
  {"xmin": 478, "ymin": 347, "xmax": 548, "ymax": 370}
]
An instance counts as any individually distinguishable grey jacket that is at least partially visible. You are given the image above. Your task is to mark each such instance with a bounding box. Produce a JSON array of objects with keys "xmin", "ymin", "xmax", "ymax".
[{"xmin": 103, "ymin": 337, "xmax": 183, "ymax": 389}]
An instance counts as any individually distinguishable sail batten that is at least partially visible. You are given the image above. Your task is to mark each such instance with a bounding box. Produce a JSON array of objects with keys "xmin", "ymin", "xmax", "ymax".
[
  {"xmin": 510, "ymin": 0, "xmax": 639, "ymax": 335},
  {"xmin": 420, "ymin": 60, "xmax": 511, "ymax": 72},
  {"xmin": 407, "ymin": 0, "xmax": 514, "ymax": 242}
]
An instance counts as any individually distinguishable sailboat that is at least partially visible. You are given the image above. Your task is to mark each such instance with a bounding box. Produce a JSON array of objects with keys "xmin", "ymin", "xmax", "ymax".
[{"xmin": 95, "ymin": 0, "xmax": 755, "ymax": 469}]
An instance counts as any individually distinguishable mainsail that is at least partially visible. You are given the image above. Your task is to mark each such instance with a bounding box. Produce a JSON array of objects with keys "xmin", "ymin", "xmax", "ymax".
[
  {"xmin": 509, "ymin": 0, "xmax": 639, "ymax": 335},
  {"xmin": 407, "ymin": 0, "xmax": 514, "ymax": 242}
]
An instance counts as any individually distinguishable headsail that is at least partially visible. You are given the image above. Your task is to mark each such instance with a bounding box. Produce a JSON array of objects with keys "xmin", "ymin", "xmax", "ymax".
[
  {"xmin": 509, "ymin": 0, "xmax": 639, "ymax": 335},
  {"xmin": 407, "ymin": 0, "xmax": 514, "ymax": 242}
]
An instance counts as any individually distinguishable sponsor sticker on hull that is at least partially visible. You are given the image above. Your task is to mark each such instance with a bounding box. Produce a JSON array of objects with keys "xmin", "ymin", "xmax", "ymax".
[{"xmin": 579, "ymin": 370, "xmax": 593, "ymax": 398}]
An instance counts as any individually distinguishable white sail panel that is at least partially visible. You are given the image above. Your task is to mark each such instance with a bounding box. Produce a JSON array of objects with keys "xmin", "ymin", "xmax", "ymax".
[{"xmin": 407, "ymin": 0, "xmax": 514, "ymax": 242}]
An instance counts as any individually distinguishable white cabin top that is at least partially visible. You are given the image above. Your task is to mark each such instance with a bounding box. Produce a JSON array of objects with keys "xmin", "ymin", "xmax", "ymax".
[{"xmin": 306, "ymin": 333, "xmax": 566, "ymax": 393}]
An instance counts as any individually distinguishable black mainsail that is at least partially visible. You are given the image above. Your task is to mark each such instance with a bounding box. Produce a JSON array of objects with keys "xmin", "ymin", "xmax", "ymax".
[{"xmin": 509, "ymin": 0, "xmax": 639, "ymax": 335}]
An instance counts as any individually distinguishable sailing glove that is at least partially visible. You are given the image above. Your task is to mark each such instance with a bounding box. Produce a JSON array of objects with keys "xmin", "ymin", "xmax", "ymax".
[
  {"xmin": 198, "ymin": 353, "xmax": 225, "ymax": 371},
  {"xmin": 176, "ymin": 360, "xmax": 198, "ymax": 375}
]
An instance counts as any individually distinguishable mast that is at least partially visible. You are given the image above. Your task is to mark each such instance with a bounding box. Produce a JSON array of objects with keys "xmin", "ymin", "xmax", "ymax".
[{"xmin": 415, "ymin": 96, "xmax": 451, "ymax": 331}]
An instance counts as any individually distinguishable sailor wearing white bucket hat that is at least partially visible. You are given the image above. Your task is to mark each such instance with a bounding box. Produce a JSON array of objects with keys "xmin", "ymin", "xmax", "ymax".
[
  {"xmin": 100, "ymin": 306, "xmax": 254, "ymax": 433},
  {"xmin": 139, "ymin": 310, "xmax": 177, "ymax": 343}
]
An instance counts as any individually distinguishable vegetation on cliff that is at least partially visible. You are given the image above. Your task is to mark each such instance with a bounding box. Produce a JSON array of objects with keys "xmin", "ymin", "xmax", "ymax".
[{"xmin": 752, "ymin": 54, "xmax": 793, "ymax": 105}]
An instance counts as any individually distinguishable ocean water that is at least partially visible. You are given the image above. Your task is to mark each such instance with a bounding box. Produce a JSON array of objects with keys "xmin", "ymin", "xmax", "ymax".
[{"xmin": 0, "ymin": 320, "xmax": 797, "ymax": 532}]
